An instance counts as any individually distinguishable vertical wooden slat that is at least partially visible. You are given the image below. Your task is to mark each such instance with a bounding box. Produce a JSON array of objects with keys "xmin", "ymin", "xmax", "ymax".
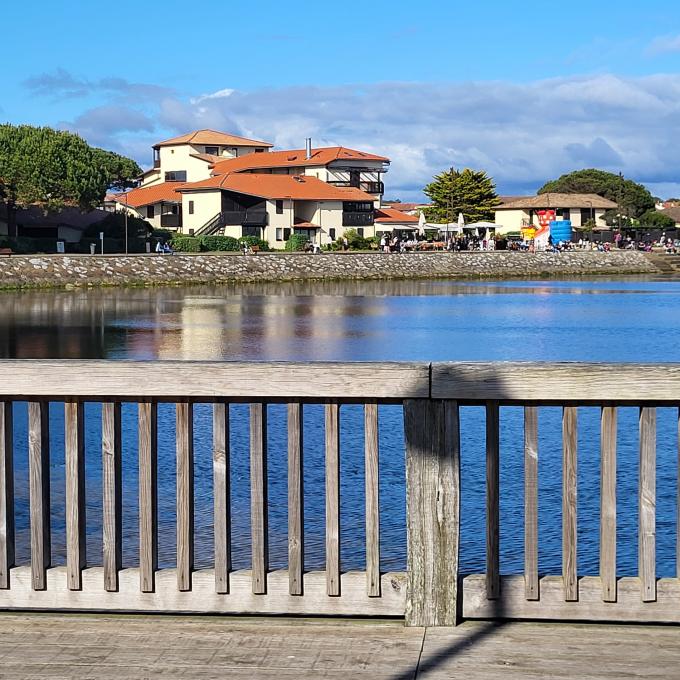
[
  {"xmin": 562, "ymin": 406, "xmax": 578, "ymax": 602},
  {"xmin": 325, "ymin": 401, "xmax": 341, "ymax": 597},
  {"xmin": 639, "ymin": 406, "xmax": 656, "ymax": 602},
  {"xmin": 404, "ymin": 399, "xmax": 460, "ymax": 627},
  {"xmin": 600, "ymin": 406, "xmax": 617, "ymax": 602},
  {"xmin": 138, "ymin": 400, "xmax": 157, "ymax": 593},
  {"xmin": 65, "ymin": 400, "xmax": 86, "ymax": 590},
  {"xmin": 250, "ymin": 403, "xmax": 268, "ymax": 594},
  {"xmin": 0, "ymin": 402, "xmax": 15, "ymax": 588},
  {"xmin": 288, "ymin": 402, "xmax": 304, "ymax": 596},
  {"xmin": 486, "ymin": 401, "xmax": 500, "ymax": 600},
  {"xmin": 176, "ymin": 402, "xmax": 194, "ymax": 591},
  {"xmin": 365, "ymin": 401, "xmax": 380, "ymax": 597},
  {"xmin": 28, "ymin": 401, "xmax": 50, "ymax": 591},
  {"xmin": 213, "ymin": 402, "xmax": 231, "ymax": 594},
  {"xmin": 102, "ymin": 401, "xmax": 122, "ymax": 592},
  {"xmin": 524, "ymin": 406, "xmax": 539, "ymax": 600}
]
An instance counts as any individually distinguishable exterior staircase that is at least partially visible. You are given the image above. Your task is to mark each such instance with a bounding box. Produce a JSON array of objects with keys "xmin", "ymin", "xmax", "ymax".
[
  {"xmin": 645, "ymin": 253, "xmax": 680, "ymax": 275},
  {"xmin": 195, "ymin": 213, "xmax": 225, "ymax": 237}
]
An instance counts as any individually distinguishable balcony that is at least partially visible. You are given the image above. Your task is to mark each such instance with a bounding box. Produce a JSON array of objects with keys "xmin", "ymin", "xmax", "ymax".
[
  {"xmin": 221, "ymin": 210, "xmax": 268, "ymax": 227},
  {"xmin": 160, "ymin": 213, "xmax": 181, "ymax": 228},
  {"xmin": 329, "ymin": 181, "xmax": 384, "ymax": 195},
  {"xmin": 360, "ymin": 181, "xmax": 384, "ymax": 194},
  {"xmin": 343, "ymin": 211, "xmax": 374, "ymax": 227}
]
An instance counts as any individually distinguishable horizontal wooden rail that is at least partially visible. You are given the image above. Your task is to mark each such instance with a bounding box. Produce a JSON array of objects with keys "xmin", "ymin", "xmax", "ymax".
[
  {"xmin": 0, "ymin": 361, "xmax": 429, "ymax": 400},
  {"xmin": 3, "ymin": 360, "xmax": 680, "ymax": 402}
]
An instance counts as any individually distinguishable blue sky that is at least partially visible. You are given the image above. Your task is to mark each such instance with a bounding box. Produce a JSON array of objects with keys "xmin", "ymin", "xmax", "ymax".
[{"xmin": 5, "ymin": 0, "xmax": 680, "ymax": 199}]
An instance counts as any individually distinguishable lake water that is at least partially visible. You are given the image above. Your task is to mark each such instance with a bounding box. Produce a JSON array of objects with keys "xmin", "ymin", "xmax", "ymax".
[{"xmin": 1, "ymin": 277, "xmax": 679, "ymax": 577}]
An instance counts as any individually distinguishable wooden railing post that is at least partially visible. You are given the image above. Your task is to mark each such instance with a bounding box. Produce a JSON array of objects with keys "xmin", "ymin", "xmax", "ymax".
[
  {"xmin": 0, "ymin": 402, "xmax": 14, "ymax": 589},
  {"xmin": 404, "ymin": 399, "xmax": 460, "ymax": 627}
]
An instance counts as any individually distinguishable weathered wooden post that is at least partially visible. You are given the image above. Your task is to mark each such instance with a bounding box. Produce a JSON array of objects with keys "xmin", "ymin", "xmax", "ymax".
[{"xmin": 404, "ymin": 399, "xmax": 460, "ymax": 626}]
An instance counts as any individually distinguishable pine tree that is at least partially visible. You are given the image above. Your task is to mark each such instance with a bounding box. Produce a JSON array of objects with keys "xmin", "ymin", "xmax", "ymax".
[{"xmin": 423, "ymin": 167, "xmax": 500, "ymax": 223}]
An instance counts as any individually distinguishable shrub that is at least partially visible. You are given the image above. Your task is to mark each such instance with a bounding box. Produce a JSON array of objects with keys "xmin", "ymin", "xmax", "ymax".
[
  {"xmin": 170, "ymin": 236, "xmax": 201, "ymax": 252},
  {"xmin": 200, "ymin": 235, "xmax": 240, "ymax": 252},
  {"xmin": 238, "ymin": 236, "xmax": 270, "ymax": 251},
  {"xmin": 340, "ymin": 229, "xmax": 370, "ymax": 250},
  {"xmin": 284, "ymin": 234, "xmax": 309, "ymax": 251}
]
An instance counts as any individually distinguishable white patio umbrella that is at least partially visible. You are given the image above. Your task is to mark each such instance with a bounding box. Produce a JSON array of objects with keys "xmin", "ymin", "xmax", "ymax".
[
  {"xmin": 418, "ymin": 210, "xmax": 426, "ymax": 235},
  {"xmin": 457, "ymin": 212, "xmax": 465, "ymax": 231}
]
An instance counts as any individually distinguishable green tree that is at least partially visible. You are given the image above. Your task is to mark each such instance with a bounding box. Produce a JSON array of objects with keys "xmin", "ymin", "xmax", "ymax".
[
  {"xmin": 538, "ymin": 169, "xmax": 655, "ymax": 222},
  {"xmin": 423, "ymin": 168, "xmax": 500, "ymax": 223},
  {"xmin": 638, "ymin": 210, "xmax": 676, "ymax": 229},
  {"xmin": 0, "ymin": 124, "xmax": 140, "ymax": 211}
]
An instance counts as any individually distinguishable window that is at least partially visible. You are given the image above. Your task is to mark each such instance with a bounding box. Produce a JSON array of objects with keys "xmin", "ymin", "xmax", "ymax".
[
  {"xmin": 147, "ymin": 205, "xmax": 155, "ymax": 219},
  {"xmin": 188, "ymin": 201, "xmax": 194, "ymax": 215},
  {"xmin": 276, "ymin": 200, "xmax": 284, "ymax": 214},
  {"xmin": 329, "ymin": 228, "xmax": 336, "ymax": 240},
  {"xmin": 276, "ymin": 228, "xmax": 283, "ymax": 241},
  {"xmin": 556, "ymin": 208, "xmax": 571, "ymax": 220},
  {"xmin": 165, "ymin": 170, "xmax": 187, "ymax": 182},
  {"xmin": 283, "ymin": 228, "xmax": 291, "ymax": 241},
  {"xmin": 343, "ymin": 201, "xmax": 373, "ymax": 212},
  {"xmin": 242, "ymin": 226, "xmax": 262, "ymax": 238},
  {"xmin": 357, "ymin": 228, "xmax": 364, "ymax": 237},
  {"xmin": 205, "ymin": 146, "xmax": 219, "ymax": 155},
  {"xmin": 255, "ymin": 148, "xmax": 265, "ymax": 153}
]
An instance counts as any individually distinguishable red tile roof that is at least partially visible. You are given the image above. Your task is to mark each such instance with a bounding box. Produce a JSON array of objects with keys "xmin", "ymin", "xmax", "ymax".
[
  {"xmin": 115, "ymin": 182, "xmax": 184, "ymax": 208},
  {"xmin": 375, "ymin": 208, "xmax": 419, "ymax": 223},
  {"xmin": 180, "ymin": 174, "xmax": 375, "ymax": 201},
  {"xmin": 211, "ymin": 146, "xmax": 389, "ymax": 174},
  {"xmin": 154, "ymin": 129, "xmax": 273, "ymax": 148}
]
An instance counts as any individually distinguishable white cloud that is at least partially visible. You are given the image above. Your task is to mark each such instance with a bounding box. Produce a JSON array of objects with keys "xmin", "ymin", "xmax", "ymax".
[
  {"xmin": 55, "ymin": 74, "xmax": 680, "ymax": 200},
  {"xmin": 190, "ymin": 88, "xmax": 235, "ymax": 105},
  {"xmin": 648, "ymin": 34, "xmax": 680, "ymax": 55}
]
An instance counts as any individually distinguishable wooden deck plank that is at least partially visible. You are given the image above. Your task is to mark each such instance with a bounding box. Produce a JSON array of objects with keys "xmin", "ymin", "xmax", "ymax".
[
  {"xmin": 176, "ymin": 402, "xmax": 194, "ymax": 591},
  {"xmin": 639, "ymin": 406, "xmax": 656, "ymax": 602},
  {"xmin": 138, "ymin": 401, "xmax": 158, "ymax": 593}
]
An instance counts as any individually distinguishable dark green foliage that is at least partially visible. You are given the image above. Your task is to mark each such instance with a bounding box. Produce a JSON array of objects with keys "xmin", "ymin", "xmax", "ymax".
[
  {"xmin": 424, "ymin": 168, "xmax": 500, "ymax": 223},
  {"xmin": 340, "ymin": 228, "xmax": 370, "ymax": 250},
  {"xmin": 284, "ymin": 234, "xmax": 309, "ymax": 251},
  {"xmin": 200, "ymin": 235, "xmax": 240, "ymax": 251},
  {"xmin": 538, "ymin": 169, "xmax": 655, "ymax": 220},
  {"xmin": 238, "ymin": 236, "xmax": 270, "ymax": 251},
  {"xmin": 638, "ymin": 210, "xmax": 676, "ymax": 229},
  {"xmin": 0, "ymin": 124, "xmax": 141, "ymax": 210},
  {"xmin": 170, "ymin": 236, "xmax": 202, "ymax": 252},
  {"xmin": 83, "ymin": 213, "xmax": 152, "ymax": 240}
]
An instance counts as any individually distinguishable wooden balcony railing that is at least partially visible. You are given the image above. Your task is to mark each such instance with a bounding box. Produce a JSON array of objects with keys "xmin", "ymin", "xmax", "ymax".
[{"xmin": 0, "ymin": 361, "xmax": 679, "ymax": 626}]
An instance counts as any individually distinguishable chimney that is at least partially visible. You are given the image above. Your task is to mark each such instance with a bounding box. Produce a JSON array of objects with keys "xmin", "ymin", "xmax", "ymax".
[{"xmin": 305, "ymin": 137, "xmax": 312, "ymax": 160}]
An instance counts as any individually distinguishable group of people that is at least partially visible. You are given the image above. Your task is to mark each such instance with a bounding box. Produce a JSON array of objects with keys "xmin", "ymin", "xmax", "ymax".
[
  {"xmin": 378, "ymin": 233, "xmax": 498, "ymax": 253},
  {"xmin": 155, "ymin": 241, "xmax": 173, "ymax": 254}
]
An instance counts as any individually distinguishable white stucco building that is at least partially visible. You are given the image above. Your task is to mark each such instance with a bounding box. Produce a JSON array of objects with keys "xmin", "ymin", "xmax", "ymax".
[
  {"xmin": 494, "ymin": 193, "xmax": 618, "ymax": 235},
  {"xmin": 114, "ymin": 129, "xmax": 409, "ymax": 247}
]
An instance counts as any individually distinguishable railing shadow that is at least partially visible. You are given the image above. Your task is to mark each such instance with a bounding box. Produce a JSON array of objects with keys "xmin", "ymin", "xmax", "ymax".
[{"xmin": 391, "ymin": 592, "xmax": 508, "ymax": 680}]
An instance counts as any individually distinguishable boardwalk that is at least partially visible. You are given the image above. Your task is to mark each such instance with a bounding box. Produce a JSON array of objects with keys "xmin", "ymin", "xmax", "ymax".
[{"xmin": 0, "ymin": 613, "xmax": 677, "ymax": 679}]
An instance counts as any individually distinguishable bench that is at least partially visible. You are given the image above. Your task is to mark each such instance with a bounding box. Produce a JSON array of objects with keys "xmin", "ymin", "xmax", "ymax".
[
  {"xmin": 250, "ymin": 246, "xmax": 260, "ymax": 254},
  {"xmin": 0, "ymin": 248, "xmax": 13, "ymax": 257}
]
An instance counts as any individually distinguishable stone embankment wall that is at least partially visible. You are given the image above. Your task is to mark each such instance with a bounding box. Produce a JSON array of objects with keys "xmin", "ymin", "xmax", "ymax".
[{"xmin": 0, "ymin": 251, "xmax": 659, "ymax": 290}]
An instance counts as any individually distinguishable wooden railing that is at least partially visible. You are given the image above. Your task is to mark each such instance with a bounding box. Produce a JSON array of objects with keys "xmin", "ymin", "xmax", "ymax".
[{"xmin": 0, "ymin": 361, "xmax": 679, "ymax": 626}]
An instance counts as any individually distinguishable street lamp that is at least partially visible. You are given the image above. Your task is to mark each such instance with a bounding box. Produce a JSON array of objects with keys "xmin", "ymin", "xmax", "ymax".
[{"xmin": 124, "ymin": 190, "xmax": 129, "ymax": 255}]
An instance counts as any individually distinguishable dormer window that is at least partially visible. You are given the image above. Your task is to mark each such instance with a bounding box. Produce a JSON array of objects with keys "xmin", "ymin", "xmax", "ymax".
[
  {"xmin": 165, "ymin": 170, "xmax": 187, "ymax": 182},
  {"xmin": 254, "ymin": 148, "xmax": 265, "ymax": 153},
  {"xmin": 205, "ymin": 146, "xmax": 219, "ymax": 155}
]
